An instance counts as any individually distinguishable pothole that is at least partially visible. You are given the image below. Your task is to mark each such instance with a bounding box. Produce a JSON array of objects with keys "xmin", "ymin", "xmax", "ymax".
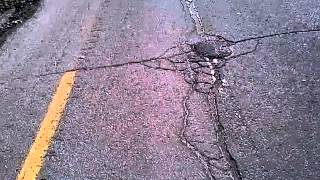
[
  {"xmin": 193, "ymin": 40, "xmax": 232, "ymax": 59},
  {"xmin": 141, "ymin": 35, "xmax": 233, "ymax": 94}
]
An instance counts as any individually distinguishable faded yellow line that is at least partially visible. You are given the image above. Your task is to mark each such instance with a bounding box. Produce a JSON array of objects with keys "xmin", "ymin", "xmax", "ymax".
[{"xmin": 17, "ymin": 71, "xmax": 77, "ymax": 180}]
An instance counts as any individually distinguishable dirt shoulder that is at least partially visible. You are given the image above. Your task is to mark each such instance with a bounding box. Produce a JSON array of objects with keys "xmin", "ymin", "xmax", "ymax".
[{"xmin": 0, "ymin": 0, "xmax": 41, "ymax": 46}]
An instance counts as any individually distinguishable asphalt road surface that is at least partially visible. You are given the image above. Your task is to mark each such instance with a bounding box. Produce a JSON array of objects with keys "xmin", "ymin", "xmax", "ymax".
[{"xmin": 0, "ymin": 0, "xmax": 319, "ymax": 180}]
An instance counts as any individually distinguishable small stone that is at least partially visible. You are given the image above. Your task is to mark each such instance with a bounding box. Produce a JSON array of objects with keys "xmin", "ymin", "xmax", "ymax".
[
  {"xmin": 211, "ymin": 69, "xmax": 215, "ymax": 75},
  {"xmin": 212, "ymin": 59, "xmax": 219, "ymax": 64},
  {"xmin": 78, "ymin": 55, "xmax": 85, "ymax": 59},
  {"xmin": 212, "ymin": 76, "xmax": 217, "ymax": 83},
  {"xmin": 222, "ymin": 79, "xmax": 229, "ymax": 87}
]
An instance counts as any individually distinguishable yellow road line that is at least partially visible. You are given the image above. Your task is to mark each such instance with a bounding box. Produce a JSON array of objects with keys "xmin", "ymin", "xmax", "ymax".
[{"xmin": 17, "ymin": 71, "xmax": 77, "ymax": 180}]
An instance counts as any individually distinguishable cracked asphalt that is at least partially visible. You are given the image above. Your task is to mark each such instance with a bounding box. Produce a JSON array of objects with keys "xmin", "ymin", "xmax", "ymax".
[{"xmin": 1, "ymin": 0, "xmax": 320, "ymax": 179}]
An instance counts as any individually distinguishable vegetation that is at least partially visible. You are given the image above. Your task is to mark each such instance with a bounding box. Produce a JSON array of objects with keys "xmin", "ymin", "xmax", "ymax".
[{"xmin": 0, "ymin": 0, "xmax": 41, "ymax": 46}]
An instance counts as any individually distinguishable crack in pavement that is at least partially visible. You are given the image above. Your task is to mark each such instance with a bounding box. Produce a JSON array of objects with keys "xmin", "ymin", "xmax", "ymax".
[
  {"xmin": 37, "ymin": 46, "xmax": 191, "ymax": 76},
  {"xmin": 3, "ymin": 26, "xmax": 318, "ymax": 85},
  {"xmin": 0, "ymin": 1, "xmax": 260, "ymax": 178},
  {"xmin": 206, "ymin": 93, "xmax": 242, "ymax": 180},
  {"xmin": 185, "ymin": 0, "xmax": 205, "ymax": 35},
  {"xmin": 181, "ymin": 0, "xmax": 244, "ymax": 179},
  {"xmin": 2, "ymin": 1, "xmax": 320, "ymax": 178},
  {"xmin": 208, "ymin": 28, "xmax": 320, "ymax": 44},
  {"xmin": 180, "ymin": 87, "xmax": 217, "ymax": 180},
  {"xmin": 176, "ymin": 0, "xmax": 320, "ymax": 179},
  {"xmin": 0, "ymin": 36, "xmax": 257, "ymax": 179},
  {"xmin": 0, "ymin": 44, "xmax": 191, "ymax": 84}
]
